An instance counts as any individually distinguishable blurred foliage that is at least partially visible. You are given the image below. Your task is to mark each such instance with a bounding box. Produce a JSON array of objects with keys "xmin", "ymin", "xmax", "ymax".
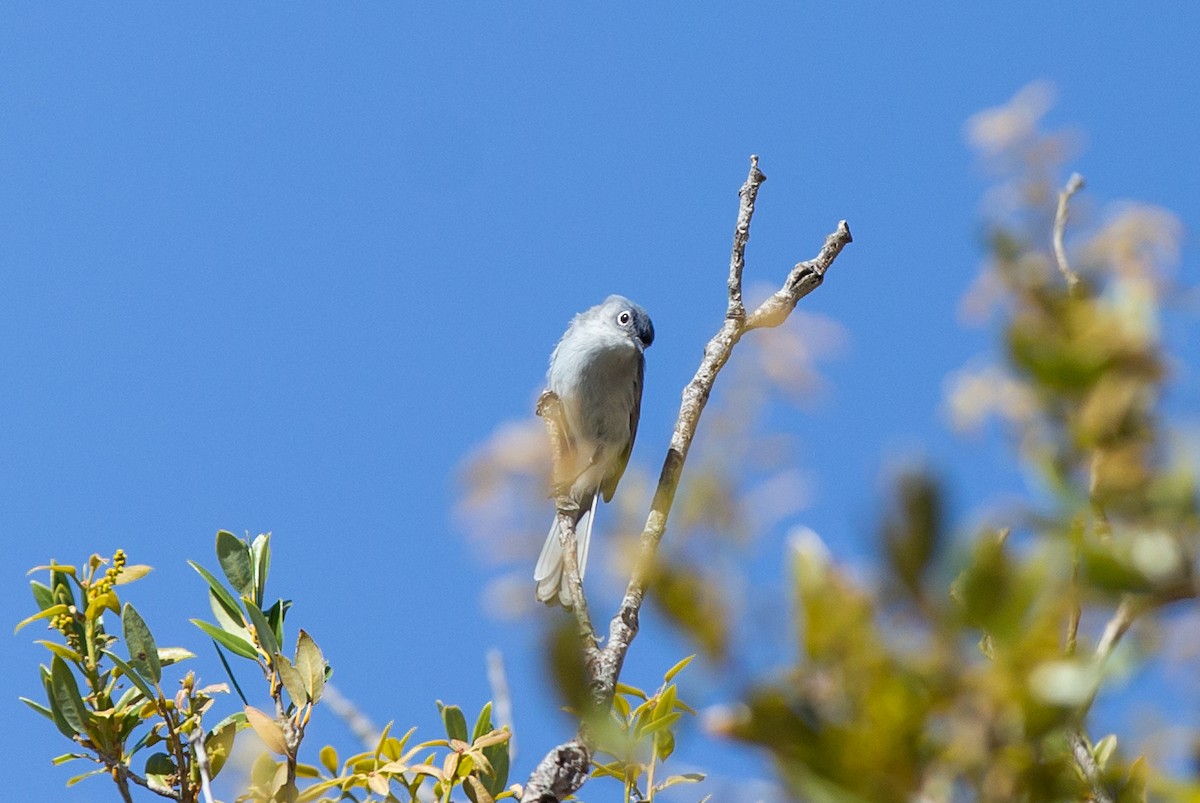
[
  {"xmin": 711, "ymin": 84, "xmax": 1198, "ymax": 801},
  {"xmin": 448, "ymin": 82, "xmax": 1199, "ymax": 801},
  {"xmin": 590, "ymin": 657, "xmax": 706, "ymax": 803},
  {"xmin": 20, "ymin": 534, "xmax": 512, "ymax": 803}
]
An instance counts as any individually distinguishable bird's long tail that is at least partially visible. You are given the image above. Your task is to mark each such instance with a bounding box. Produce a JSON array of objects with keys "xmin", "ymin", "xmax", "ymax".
[{"xmin": 533, "ymin": 494, "xmax": 597, "ymax": 608}]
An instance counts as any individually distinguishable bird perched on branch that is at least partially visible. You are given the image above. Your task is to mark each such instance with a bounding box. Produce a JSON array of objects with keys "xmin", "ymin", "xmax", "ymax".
[{"xmin": 535, "ymin": 295, "xmax": 654, "ymax": 607}]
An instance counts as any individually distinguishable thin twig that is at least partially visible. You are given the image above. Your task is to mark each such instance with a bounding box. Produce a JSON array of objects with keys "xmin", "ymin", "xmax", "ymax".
[
  {"xmin": 1067, "ymin": 730, "xmax": 1113, "ymax": 803},
  {"xmin": 189, "ymin": 728, "xmax": 216, "ymax": 803},
  {"xmin": 520, "ymin": 156, "xmax": 852, "ymax": 803},
  {"xmin": 727, "ymin": 155, "xmax": 767, "ymax": 320},
  {"xmin": 1052, "ymin": 172, "xmax": 1085, "ymax": 296}
]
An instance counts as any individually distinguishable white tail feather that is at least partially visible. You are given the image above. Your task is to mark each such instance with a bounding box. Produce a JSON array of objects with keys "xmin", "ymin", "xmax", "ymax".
[{"xmin": 533, "ymin": 494, "xmax": 597, "ymax": 607}]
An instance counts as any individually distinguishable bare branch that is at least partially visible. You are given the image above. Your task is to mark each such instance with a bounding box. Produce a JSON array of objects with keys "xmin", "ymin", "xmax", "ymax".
[
  {"xmin": 519, "ymin": 739, "xmax": 591, "ymax": 803},
  {"xmin": 189, "ymin": 728, "xmax": 216, "ymax": 803},
  {"xmin": 520, "ymin": 158, "xmax": 852, "ymax": 802},
  {"xmin": 746, "ymin": 220, "xmax": 854, "ymax": 330},
  {"xmin": 727, "ymin": 155, "xmax": 767, "ymax": 320},
  {"xmin": 1053, "ymin": 172, "xmax": 1085, "ymax": 296}
]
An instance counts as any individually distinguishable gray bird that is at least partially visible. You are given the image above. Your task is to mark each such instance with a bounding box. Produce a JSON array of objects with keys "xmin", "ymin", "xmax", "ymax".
[{"xmin": 535, "ymin": 295, "xmax": 654, "ymax": 606}]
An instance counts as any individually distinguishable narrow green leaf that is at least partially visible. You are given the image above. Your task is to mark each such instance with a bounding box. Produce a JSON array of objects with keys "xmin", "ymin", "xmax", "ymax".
[
  {"xmin": 296, "ymin": 778, "xmax": 343, "ymax": 803},
  {"xmin": 13, "ymin": 603, "xmax": 69, "ymax": 635},
  {"xmin": 31, "ymin": 580, "xmax": 55, "ymax": 610},
  {"xmin": 20, "ymin": 696, "xmax": 55, "ymax": 721},
  {"xmin": 28, "ymin": 563, "xmax": 77, "ymax": 577},
  {"xmin": 251, "ymin": 533, "xmax": 271, "ymax": 605},
  {"xmin": 50, "ymin": 656, "xmax": 88, "ymax": 736},
  {"xmin": 41, "ymin": 670, "xmax": 79, "ymax": 739},
  {"xmin": 191, "ymin": 619, "xmax": 259, "ymax": 660},
  {"xmin": 655, "ymin": 685, "xmax": 677, "ymax": 720},
  {"xmin": 440, "ymin": 703, "xmax": 468, "ymax": 742},
  {"xmin": 242, "ymin": 597, "xmax": 279, "ymax": 660},
  {"xmin": 472, "ymin": 702, "xmax": 494, "ymax": 741},
  {"xmin": 36, "ymin": 640, "xmax": 83, "ymax": 663},
  {"xmin": 295, "ymin": 630, "xmax": 326, "ymax": 704},
  {"xmin": 216, "ymin": 530, "xmax": 254, "ymax": 598},
  {"xmin": 158, "ymin": 647, "xmax": 196, "ymax": 666},
  {"xmin": 66, "ymin": 769, "xmax": 106, "ymax": 787},
  {"xmin": 122, "ymin": 603, "xmax": 162, "ymax": 684},
  {"xmin": 276, "ymin": 653, "xmax": 308, "ymax": 706},
  {"xmin": 190, "ymin": 560, "xmax": 244, "ymax": 625},
  {"xmin": 52, "ymin": 752, "xmax": 85, "ymax": 765},
  {"xmin": 103, "ymin": 650, "xmax": 157, "ymax": 701},
  {"xmin": 113, "ymin": 564, "xmax": 153, "ymax": 585},
  {"xmin": 265, "ymin": 598, "xmax": 290, "ymax": 655},
  {"xmin": 482, "ymin": 730, "xmax": 509, "ymax": 797},
  {"xmin": 637, "ymin": 711, "xmax": 681, "ymax": 738},
  {"xmin": 663, "ymin": 654, "xmax": 695, "ymax": 683}
]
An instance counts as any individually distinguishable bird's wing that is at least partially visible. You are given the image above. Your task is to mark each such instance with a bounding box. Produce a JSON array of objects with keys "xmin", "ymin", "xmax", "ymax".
[{"xmin": 601, "ymin": 352, "xmax": 643, "ymax": 503}]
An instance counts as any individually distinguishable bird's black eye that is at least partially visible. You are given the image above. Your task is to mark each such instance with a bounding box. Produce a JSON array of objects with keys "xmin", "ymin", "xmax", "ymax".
[{"xmin": 618, "ymin": 310, "xmax": 632, "ymax": 326}]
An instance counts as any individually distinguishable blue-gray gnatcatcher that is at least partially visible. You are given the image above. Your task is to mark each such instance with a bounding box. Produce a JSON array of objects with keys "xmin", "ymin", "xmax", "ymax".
[{"xmin": 535, "ymin": 295, "xmax": 655, "ymax": 606}]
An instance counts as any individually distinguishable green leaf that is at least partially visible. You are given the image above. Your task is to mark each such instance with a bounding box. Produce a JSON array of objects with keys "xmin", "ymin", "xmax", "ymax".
[
  {"xmin": 265, "ymin": 598, "xmax": 290, "ymax": 652},
  {"xmin": 66, "ymin": 769, "xmax": 106, "ymax": 787},
  {"xmin": 28, "ymin": 562, "xmax": 78, "ymax": 577},
  {"xmin": 84, "ymin": 590, "xmax": 119, "ymax": 622},
  {"xmin": 145, "ymin": 752, "xmax": 176, "ymax": 795},
  {"xmin": 191, "ymin": 618, "xmax": 259, "ymax": 660},
  {"xmin": 319, "ymin": 744, "xmax": 339, "ymax": 775},
  {"xmin": 50, "ymin": 656, "xmax": 88, "ymax": 736},
  {"xmin": 158, "ymin": 647, "xmax": 196, "ymax": 666},
  {"xmin": 242, "ymin": 597, "xmax": 279, "ymax": 660},
  {"xmin": 295, "ymin": 630, "xmax": 326, "ymax": 704},
  {"xmin": 205, "ymin": 712, "xmax": 245, "ymax": 779},
  {"xmin": 482, "ymin": 730, "xmax": 509, "ymax": 796},
  {"xmin": 296, "ymin": 778, "xmax": 344, "ymax": 803},
  {"xmin": 636, "ymin": 711, "xmax": 680, "ymax": 738},
  {"xmin": 103, "ymin": 650, "xmax": 157, "ymax": 701},
  {"xmin": 13, "ymin": 603, "xmax": 69, "ymax": 634},
  {"xmin": 245, "ymin": 705, "xmax": 288, "ymax": 755},
  {"xmin": 472, "ymin": 702, "xmax": 494, "ymax": 741},
  {"xmin": 251, "ymin": 533, "xmax": 271, "ymax": 605},
  {"xmin": 36, "ymin": 640, "xmax": 83, "ymax": 663},
  {"xmin": 276, "ymin": 653, "xmax": 308, "ymax": 706},
  {"xmin": 31, "ymin": 580, "xmax": 55, "ymax": 611},
  {"xmin": 20, "ymin": 696, "xmax": 55, "ymax": 722},
  {"xmin": 655, "ymin": 685, "xmax": 678, "ymax": 720},
  {"xmin": 190, "ymin": 560, "xmax": 244, "ymax": 626},
  {"xmin": 41, "ymin": 669, "xmax": 79, "ymax": 739},
  {"xmin": 663, "ymin": 654, "xmax": 695, "ymax": 683},
  {"xmin": 439, "ymin": 702, "xmax": 468, "ymax": 742},
  {"xmin": 114, "ymin": 564, "xmax": 153, "ymax": 585},
  {"xmin": 655, "ymin": 772, "xmax": 705, "ymax": 792},
  {"xmin": 216, "ymin": 530, "xmax": 254, "ymax": 598},
  {"xmin": 122, "ymin": 603, "xmax": 162, "ymax": 684}
]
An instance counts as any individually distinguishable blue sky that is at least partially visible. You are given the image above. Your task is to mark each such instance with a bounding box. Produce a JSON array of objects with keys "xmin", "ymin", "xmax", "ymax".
[{"xmin": 3, "ymin": 3, "xmax": 1198, "ymax": 799}]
